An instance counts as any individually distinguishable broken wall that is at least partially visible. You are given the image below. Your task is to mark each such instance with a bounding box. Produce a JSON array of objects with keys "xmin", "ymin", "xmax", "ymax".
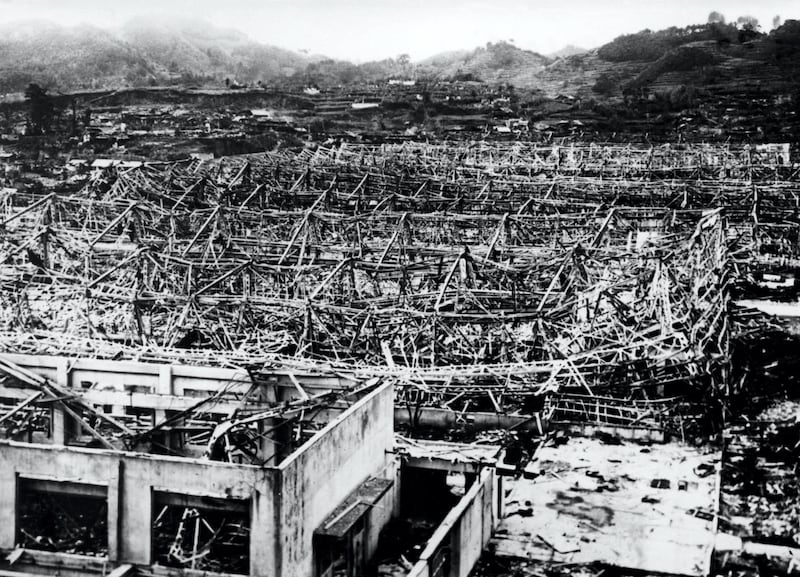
[
  {"xmin": 2, "ymin": 354, "xmax": 252, "ymax": 399},
  {"xmin": 0, "ymin": 441, "xmax": 277, "ymax": 574},
  {"xmin": 408, "ymin": 467, "xmax": 497, "ymax": 577},
  {"xmin": 277, "ymin": 382, "xmax": 395, "ymax": 577}
]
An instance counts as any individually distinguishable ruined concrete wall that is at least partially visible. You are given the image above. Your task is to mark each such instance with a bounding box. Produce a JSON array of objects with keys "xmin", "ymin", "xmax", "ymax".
[
  {"xmin": 5, "ymin": 353, "xmax": 356, "ymax": 401},
  {"xmin": 277, "ymin": 382, "xmax": 394, "ymax": 577},
  {"xmin": 367, "ymin": 458, "xmax": 401, "ymax": 560},
  {"xmin": 408, "ymin": 467, "xmax": 497, "ymax": 577},
  {"xmin": 454, "ymin": 469, "xmax": 495, "ymax": 577},
  {"xmin": 3, "ymin": 353, "xmax": 252, "ymax": 397},
  {"xmin": 0, "ymin": 441, "xmax": 277, "ymax": 575}
]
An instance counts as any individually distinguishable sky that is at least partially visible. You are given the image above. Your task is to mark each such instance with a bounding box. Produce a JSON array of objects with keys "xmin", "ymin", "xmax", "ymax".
[{"xmin": 0, "ymin": 0, "xmax": 796, "ymax": 61}]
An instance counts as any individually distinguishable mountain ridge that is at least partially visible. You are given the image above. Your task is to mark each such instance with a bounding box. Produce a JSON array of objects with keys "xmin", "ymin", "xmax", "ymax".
[
  {"xmin": 0, "ymin": 18, "xmax": 798, "ymax": 100},
  {"xmin": 0, "ymin": 18, "xmax": 314, "ymax": 92}
]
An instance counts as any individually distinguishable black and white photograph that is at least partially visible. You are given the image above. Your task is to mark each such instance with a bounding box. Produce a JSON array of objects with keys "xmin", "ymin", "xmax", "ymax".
[{"xmin": 0, "ymin": 1, "xmax": 798, "ymax": 576}]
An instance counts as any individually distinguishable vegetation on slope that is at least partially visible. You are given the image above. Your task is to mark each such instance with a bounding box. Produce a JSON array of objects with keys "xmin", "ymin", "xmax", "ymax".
[
  {"xmin": 1, "ymin": 16, "xmax": 799, "ymax": 101},
  {"xmin": 418, "ymin": 41, "xmax": 551, "ymax": 84},
  {"xmin": 597, "ymin": 22, "xmax": 746, "ymax": 62},
  {"xmin": 0, "ymin": 21, "xmax": 155, "ymax": 92},
  {"xmin": 0, "ymin": 19, "xmax": 313, "ymax": 92}
]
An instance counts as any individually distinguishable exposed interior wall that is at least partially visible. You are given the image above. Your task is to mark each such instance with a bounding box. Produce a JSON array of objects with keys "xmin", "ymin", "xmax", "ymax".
[
  {"xmin": 0, "ymin": 441, "xmax": 277, "ymax": 575},
  {"xmin": 366, "ymin": 459, "xmax": 401, "ymax": 560},
  {"xmin": 3, "ymin": 353, "xmax": 252, "ymax": 396},
  {"xmin": 0, "ymin": 355, "xmax": 255, "ymax": 429},
  {"xmin": 0, "ymin": 362, "xmax": 395, "ymax": 577},
  {"xmin": 2, "ymin": 353, "xmax": 356, "ymax": 410},
  {"xmin": 277, "ymin": 382, "xmax": 395, "ymax": 577},
  {"xmin": 408, "ymin": 467, "xmax": 497, "ymax": 577}
]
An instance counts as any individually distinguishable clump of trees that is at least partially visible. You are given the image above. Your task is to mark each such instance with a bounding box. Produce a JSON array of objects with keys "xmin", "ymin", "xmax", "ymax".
[
  {"xmin": 593, "ymin": 72, "xmax": 621, "ymax": 96},
  {"xmin": 485, "ymin": 41, "xmax": 523, "ymax": 69},
  {"xmin": 767, "ymin": 19, "xmax": 800, "ymax": 64},
  {"xmin": 736, "ymin": 15, "xmax": 760, "ymax": 31},
  {"xmin": 292, "ymin": 54, "xmax": 417, "ymax": 87},
  {"xmin": 598, "ymin": 23, "xmax": 739, "ymax": 62},
  {"xmin": 708, "ymin": 11, "xmax": 765, "ymax": 32},
  {"xmin": 598, "ymin": 15, "xmax": 776, "ymax": 64},
  {"xmin": 24, "ymin": 83, "xmax": 56, "ymax": 135}
]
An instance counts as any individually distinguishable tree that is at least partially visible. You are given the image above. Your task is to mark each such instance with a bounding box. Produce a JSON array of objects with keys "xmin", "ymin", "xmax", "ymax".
[
  {"xmin": 593, "ymin": 72, "xmax": 619, "ymax": 96},
  {"xmin": 708, "ymin": 11, "xmax": 726, "ymax": 24},
  {"xmin": 773, "ymin": 15, "xmax": 782, "ymax": 29},
  {"xmin": 736, "ymin": 15, "xmax": 760, "ymax": 31},
  {"xmin": 24, "ymin": 83, "xmax": 55, "ymax": 135}
]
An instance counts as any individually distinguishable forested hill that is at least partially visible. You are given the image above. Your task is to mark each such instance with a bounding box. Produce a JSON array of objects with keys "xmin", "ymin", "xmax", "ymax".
[
  {"xmin": 1, "ymin": 17, "xmax": 799, "ymax": 99},
  {"xmin": 0, "ymin": 18, "xmax": 314, "ymax": 93}
]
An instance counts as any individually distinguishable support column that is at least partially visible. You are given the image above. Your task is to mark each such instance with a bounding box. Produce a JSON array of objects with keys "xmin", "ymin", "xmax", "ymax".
[
  {"xmin": 51, "ymin": 406, "xmax": 68, "ymax": 445},
  {"xmin": 156, "ymin": 366, "xmax": 176, "ymax": 449},
  {"xmin": 108, "ymin": 460, "xmax": 123, "ymax": 562},
  {"xmin": 52, "ymin": 358, "xmax": 71, "ymax": 445},
  {"xmin": 250, "ymin": 476, "xmax": 279, "ymax": 577},
  {"xmin": 259, "ymin": 418, "xmax": 283, "ymax": 465},
  {"xmin": 157, "ymin": 364, "xmax": 174, "ymax": 396},
  {"xmin": 119, "ymin": 460, "xmax": 151, "ymax": 564},
  {"xmin": 0, "ymin": 466, "xmax": 16, "ymax": 549}
]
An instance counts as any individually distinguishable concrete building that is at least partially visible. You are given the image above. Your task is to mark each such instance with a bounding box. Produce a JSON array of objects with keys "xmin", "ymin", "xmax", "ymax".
[{"xmin": 0, "ymin": 354, "xmax": 399, "ymax": 577}]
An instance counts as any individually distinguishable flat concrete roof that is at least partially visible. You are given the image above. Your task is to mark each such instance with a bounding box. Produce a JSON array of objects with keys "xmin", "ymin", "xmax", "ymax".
[{"xmin": 491, "ymin": 436, "xmax": 721, "ymax": 576}]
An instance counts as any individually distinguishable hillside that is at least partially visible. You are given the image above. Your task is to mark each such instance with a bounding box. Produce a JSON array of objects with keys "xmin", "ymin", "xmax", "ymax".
[
  {"xmin": 418, "ymin": 41, "xmax": 551, "ymax": 85},
  {"xmin": 547, "ymin": 21, "xmax": 800, "ymax": 99},
  {"xmin": 0, "ymin": 21, "xmax": 155, "ymax": 92},
  {"xmin": 0, "ymin": 19, "xmax": 314, "ymax": 93},
  {"xmin": 547, "ymin": 45, "xmax": 588, "ymax": 59},
  {"xmin": 410, "ymin": 23, "xmax": 799, "ymax": 100},
  {"xmin": 1, "ymin": 18, "xmax": 798, "ymax": 102},
  {"xmin": 119, "ymin": 18, "xmax": 312, "ymax": 82}
]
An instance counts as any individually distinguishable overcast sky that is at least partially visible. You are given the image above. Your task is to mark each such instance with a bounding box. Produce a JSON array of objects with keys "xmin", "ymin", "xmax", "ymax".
[{"xmin": 0, "ymin": 0, "xmax": 796, "ymax": 61}]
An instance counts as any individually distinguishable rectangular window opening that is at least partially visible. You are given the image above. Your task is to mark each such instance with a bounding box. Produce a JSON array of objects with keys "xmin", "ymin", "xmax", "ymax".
[
  {"xmin": 17, "ymin": 478, "xmax": 108, "ymax": 557},
  {"xmin": 0, "ymin": 395, "xmax": 51, "ymax": 442},
  {"xmin": 152, "ymin": 491, "xmax": 250, "ymax": 575}
]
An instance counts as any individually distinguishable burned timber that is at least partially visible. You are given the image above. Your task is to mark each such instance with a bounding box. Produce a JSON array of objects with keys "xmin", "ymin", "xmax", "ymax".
[{"xmin": 0, "ymin": 96, "xmax": 799, "ymax": 577}]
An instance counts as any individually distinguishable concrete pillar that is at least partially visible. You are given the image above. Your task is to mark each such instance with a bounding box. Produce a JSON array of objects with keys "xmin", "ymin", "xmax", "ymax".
[
  {"xmin": 259, "ymin": 418, "xmax": 281, "ymax": 465},
  {"xmin": 108, "ymin": 460, "xmax": 122, "ymax": 561},
  {"xmin": 51, "ymin": 406, "xmax": 68, "ymax": 445},
  {"xmin": 55, "ymin": 358, "xmax": 69, "ymax": 388},
  {"xmin": 118, "ymin": 460, "xmax": 151, "ymax": 564},
  {"xmin": 0, "ymin": 467, "xmax": 16, "ymax": 549},
  {"xmin": 52, "ymin": 359, "xmax": 71, "ymax": 445},
  {"xmin": 157, "ymin": 365, "xmax": 173, "ymax": 396},
  {"xmin": 250, "ymin": 479, "xmax": 279, "ymax": 577}
]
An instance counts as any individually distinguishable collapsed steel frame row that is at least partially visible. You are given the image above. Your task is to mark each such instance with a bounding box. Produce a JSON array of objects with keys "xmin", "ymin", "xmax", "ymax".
[{"xmin": 0, "ymin": 141, "xmax": 796, "ymax": 434}]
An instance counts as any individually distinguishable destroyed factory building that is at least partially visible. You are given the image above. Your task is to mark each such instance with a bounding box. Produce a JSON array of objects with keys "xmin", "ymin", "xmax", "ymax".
[{"xmin": 0, "ymin": 141, "xmax": 797, "ymax": 577}]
